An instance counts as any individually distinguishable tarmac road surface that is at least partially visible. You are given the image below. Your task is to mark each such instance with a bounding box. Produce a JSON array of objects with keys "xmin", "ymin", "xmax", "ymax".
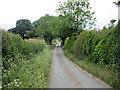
[{"xmin": 49, "ymin": 47, "xmax": 111, "ymax": 88}]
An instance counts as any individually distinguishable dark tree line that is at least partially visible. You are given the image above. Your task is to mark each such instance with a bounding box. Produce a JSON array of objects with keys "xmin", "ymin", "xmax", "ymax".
[
  {"xmin": 8, "ymin": 0, "xmax": 96, "ymax": 45},
  {"xmin": 8, "ymin": 19, "xmax": 32, "ymax": 39}
]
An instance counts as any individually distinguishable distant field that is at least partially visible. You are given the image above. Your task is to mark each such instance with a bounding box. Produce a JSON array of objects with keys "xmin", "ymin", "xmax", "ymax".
[{"xmin": 25, "ymin": 39, "xmax": 45, "ymax": 43}]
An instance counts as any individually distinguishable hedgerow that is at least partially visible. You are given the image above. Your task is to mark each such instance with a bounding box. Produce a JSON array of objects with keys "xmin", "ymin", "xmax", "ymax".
[
  {"xmin": 2, "ymin": 31, "xmax": 45, "ymax": 58},
  {"xmin": 73, "ymin": 31, "xmax": 87, "ymax": 58},
  {"xmin": 64, "ymin": 21, "xmax": 120, "ymax": 88},
  {"xmin": 1, "ymin": 31, "xmax": 52, "ymax": 88}
]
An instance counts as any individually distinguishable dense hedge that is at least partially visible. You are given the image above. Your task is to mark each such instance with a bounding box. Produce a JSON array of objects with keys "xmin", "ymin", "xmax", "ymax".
[
  {"xmin": 64, "ymin": 37, "xmax": 75, "ymax": 53},
  {"xmin": 64, "ymin": 21, "xmax": 120, "ymax": 87},
  {"xmin": 2, "ymin": 31, "xmax": 45, "ymax": 70},
  {"xmin": 74, "ymin": 31, "xmax": 87, "ymax": 58},
  {"xmin": 2, "ymin": 31, "xmax": 25, "ymax": 57},
  {"xmin": 73, "ymin": 24, "xmax": 119, "ymax": 67},
  {"xmin": 2, "ymin": 46, "xmax": 51, "ymax": 88},
  {"xmin": 1, "ymin": 31, "xmax": 48, "ymax": 88},
  {"xmin": 63, "ymin": 21, "xmax": 120, "ymax": 68},
  {"xmin": 2, "ymin": 31, "xmax": 45, "ymax": 57}
]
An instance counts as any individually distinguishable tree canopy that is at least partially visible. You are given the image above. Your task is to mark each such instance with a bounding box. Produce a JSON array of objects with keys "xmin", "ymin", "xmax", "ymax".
[
  {"xmin": 8, "ymin": 19, "xmax": 32, "ymax": 39},
  {"xmin": 56, "ymin": 0, "xmax": 96, "ymax": 45}
]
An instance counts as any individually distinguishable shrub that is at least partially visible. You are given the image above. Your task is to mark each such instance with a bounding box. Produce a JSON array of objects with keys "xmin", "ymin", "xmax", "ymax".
[
  {"xmin": 2, "ymin": 31, "xmax": 46, "ymax": 70},
  {"xmin": 44, "ymin": 31, "xmax": 53, "ymax": 45},
  {"xmin": 82, "ymin": 31, "xmax": 96, "ymax": 55},
  {"xmin": 73, "ymin": 31, "xmax": 87, "ymax": 57},
  {"xmin": 2, "ymin": 31, "xmax": 50, "ymax": 88},
  {"xmin": 65, "ymin": 21, "xmax": 120, "ymax": 88},
  {"xmin": 92, "ymin": 26, "xmax": 118, "ymax": 65},
  {"xmin": 3, "ymin": 46, "xmax": 51, "ymax": 88},
  {"xmin": 64, "ymin": 35, "xmax": 76, "ymax": 53},
  {"xmin": 2, "ymin": 31, "xmax": 12, "ymax": 57}
]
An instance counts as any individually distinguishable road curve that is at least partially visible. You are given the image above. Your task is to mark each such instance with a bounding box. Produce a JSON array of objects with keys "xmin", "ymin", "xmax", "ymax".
[{"xmin": 49, "ymin": 47, "xmax": 111, "ymax": 88}]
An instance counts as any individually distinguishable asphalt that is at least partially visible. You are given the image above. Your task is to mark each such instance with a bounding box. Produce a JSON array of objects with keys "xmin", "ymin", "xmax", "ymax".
[{"xmin": 49, "ymin": 47, "xmax": 111, "ymax": 88}]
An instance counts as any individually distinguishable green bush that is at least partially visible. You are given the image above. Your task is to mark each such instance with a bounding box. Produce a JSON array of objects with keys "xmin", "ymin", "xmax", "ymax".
[
  {"xmin": 24, "ymin": 41, "xmax": 45, "ymax": 57},
  {"xmin": 2, "ymin": 31, "xmax": 45, "ymax": 58},
  {"xmin": 73, "ymin": 31, "xmax": 87, "ymax": 57},
  {"xmin": 64, "ymin": 35, "xmax": 76, "ymax": 53},
  {"xmin": 2, "ymin": 32, "xmax": 26, "ymax": 70},
  {"xmin": 3, "ymin": 46, "xmax": 51, "ymax": 88},
  {"xmin": 73, "ymin": 25, "xmax": 119, "ymax": 66},
  {"xmin": 82, "ymin": 31, "xmax": 96, "ymax": 55},
  {"xmin": 2, "ymin": 31, "xmax": 25, "ymax": 57},
  {"xmin": 2, "ymin": 31, "xmax": 12, "ymax": 57},
  {"xmin": 92, "ymin": 26, "xmax": 118, "ymax": 65},
  {"xmin": 2, "ymin": 31, "xmax": 51, "ymax": 88},
  {"xmin": 2, "ymin": 31, "xmax": 46, "ymax": 72},
  {"xmin": 66, "ymin": 22, "xmax": 120, "ymax": 87}
]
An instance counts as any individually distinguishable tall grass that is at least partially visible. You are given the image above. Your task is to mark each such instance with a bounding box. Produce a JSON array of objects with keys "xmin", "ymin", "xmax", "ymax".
[
  {"xmin": 2, "ymin": 31, "xmax": 53, "ymax": 88},
  {"xmin": 64, "ymin": 50, "xmax": 119, "ymax": 88},
  {"xmin": 64, "ymin": 22, "xmax": 120, "ymax": 88},
  {"xmin": 3, "ymin": 45, "xmax": 52, "ymax": 88}
]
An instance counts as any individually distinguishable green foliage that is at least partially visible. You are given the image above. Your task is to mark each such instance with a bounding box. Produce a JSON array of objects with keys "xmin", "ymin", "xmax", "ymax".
[
  {"xmin": 82, "ymin": 31, "xmax": 96, "ymax": 55},
  {"xmin": 2, "ymin": 31, "xmax": 45, "ymax": 70},
  {"xmin": 65, "ymin": 21, "xmax": 120, "ymax": 88},
  {"xmin": 57, "ymin": 0, "xmax": 96, "ymax": 30},
  {"xmin": 32, "ymin": 14, "xmax": 61, "ymax": 44},
  {"xmin": 2, "ymin": 31, "xmax": 51, "ymax": 88},
  {"xmin": 32, "ymin": 14, "xmax": 59, "ymax": 38},
  {"xmin": 3, "ymin": 46, "xmax": 52, "ymax": 88},
  {"xmin": 64, "ymin": 36, "xmax": 76, "ymax": 53},
  {"xmin": 73, "ymin": 26, "xmax": 119, "ymax": 66},
  {"xmin": 2, "ymin": 31, "xmax": 25, "ymax": 57},
  {"xmin": 93, "ymin": 39, "xmax": 107, "ymax": 64},
  {"xmin": 44, "ymin": 31, "xmax": 53, "ymax": 45},
  {"xmin": 64, "ymin": 50, "xmax": 119, "ymax": 88},
  {"xmin": 8, "ymin": 19, "xmax": 32, "ymax": 39},
  {"xmin": 73, "ymin": 31, "xmax": 87, "ymax": 57},
  {"xmin": 57, "ymin": 0, "xmax": 96, "ymax": 45},
  {"xmin": 92, "ymin": 26, "xmax": 119, "ymax": 66},
  {"xmin": 64, "ymin": 32, "xmax": 80, "ymax": 53}
]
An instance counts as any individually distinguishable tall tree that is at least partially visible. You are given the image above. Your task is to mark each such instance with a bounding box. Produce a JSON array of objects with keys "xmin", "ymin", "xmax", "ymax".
[
  {"xmin": 32, "ymin": 14, "xmax": 56, "ymax": 44},
  {"xmin": 56, "ymin": 0, "xmax": 96, "ymax": 45},
  {"xmin": 9, "ymin": 19, "xmax": 32, "ymax": 39},
  {"xmin": 44, "ymin": 31, "xmax": 53, "ymax": 45}
]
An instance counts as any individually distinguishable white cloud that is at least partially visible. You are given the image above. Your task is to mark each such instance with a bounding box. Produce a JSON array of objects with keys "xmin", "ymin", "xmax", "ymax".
[
  {"xmin": 89, "ymin": 0, "xmax": 118, "ymax": 29},
  {"xmin": 0, "ymin": 0, "xmax": 118, "ymax": 30},
  {"xmin": 0, "ymin": 0, "xmax": 64, "ymax": 30}
]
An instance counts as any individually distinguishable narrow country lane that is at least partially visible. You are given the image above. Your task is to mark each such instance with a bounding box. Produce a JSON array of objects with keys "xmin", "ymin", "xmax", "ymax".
[{"xmin": 49, "ymin": 47, "xmax": 111, "ymax": 88}]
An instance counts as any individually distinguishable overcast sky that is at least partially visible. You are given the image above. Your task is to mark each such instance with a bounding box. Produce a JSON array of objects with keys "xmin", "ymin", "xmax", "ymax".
[{"xmin": 0, "ymin": 0, "xmax": 118, "ymax": 30}]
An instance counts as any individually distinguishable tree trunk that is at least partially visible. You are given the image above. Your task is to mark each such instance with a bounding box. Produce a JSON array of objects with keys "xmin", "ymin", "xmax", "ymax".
[{"xmin": 61, "ymin": 38, "xmax": 65, "ymax": 46}]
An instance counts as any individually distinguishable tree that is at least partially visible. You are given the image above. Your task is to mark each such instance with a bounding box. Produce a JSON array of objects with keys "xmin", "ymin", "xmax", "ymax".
[
  {"xmin": 110, "ymin": 19, "xmax": 116, "ymax": 25},
  {"xmin": 108, "ymin": 19, "xmax": 116, "ymax": 28},
  {"xmin": 32, "ymin": 14, "xmax": 54, "ymax": 36},
  {"xmin": 8, "ymin": 28, "xmax": 16, "ymax": 32},
  {"xmin": 32, "ymin": 14, "xmax": 61, "ymax": 44},
  {"xmin": 16, "ymin": 19, "xmax": 32, "ymax": 39},
  {"xmin": 57, "ymin": 0, "xmax": 96, "ymax": 45},
  {"xmin": 47, "ymin": 16, "xmax": 61, "ymax": 37},
  {"xmin": 44, "ymin": 31, "xmax": 53, "ymax": 45},
  {"xmin": 9, "ymin": 19, "xmax": 32, "ymax": 39},
  {"xmin": 113, "ymin": 0, "xmax": 120, "ymax": 6}
]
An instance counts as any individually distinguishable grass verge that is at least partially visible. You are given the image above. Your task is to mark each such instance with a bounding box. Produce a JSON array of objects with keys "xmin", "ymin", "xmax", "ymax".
[
  {"xmin": 64, "ymin": 50, "xmax": 119, "ymax": 88},
  {"xmin": 3, "ymin": 45, "xmax": 52, "ymax": 88}
]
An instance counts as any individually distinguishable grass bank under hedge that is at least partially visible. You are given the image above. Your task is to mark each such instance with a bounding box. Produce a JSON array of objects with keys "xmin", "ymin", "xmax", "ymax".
[
  {"xmin": 3, "ymin": 45, "xmax": 52, "ymax": 88},
  {"xmin": 64, "ymin": 50, "xmax": 119, "ymax": 88},
  {"xmin": 63, "ymin": 22, "xmax": 120, "ymax": 88},
  {"xmin": 1, "ymin": 31, "xmax": 53, "ymax": 88}
]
